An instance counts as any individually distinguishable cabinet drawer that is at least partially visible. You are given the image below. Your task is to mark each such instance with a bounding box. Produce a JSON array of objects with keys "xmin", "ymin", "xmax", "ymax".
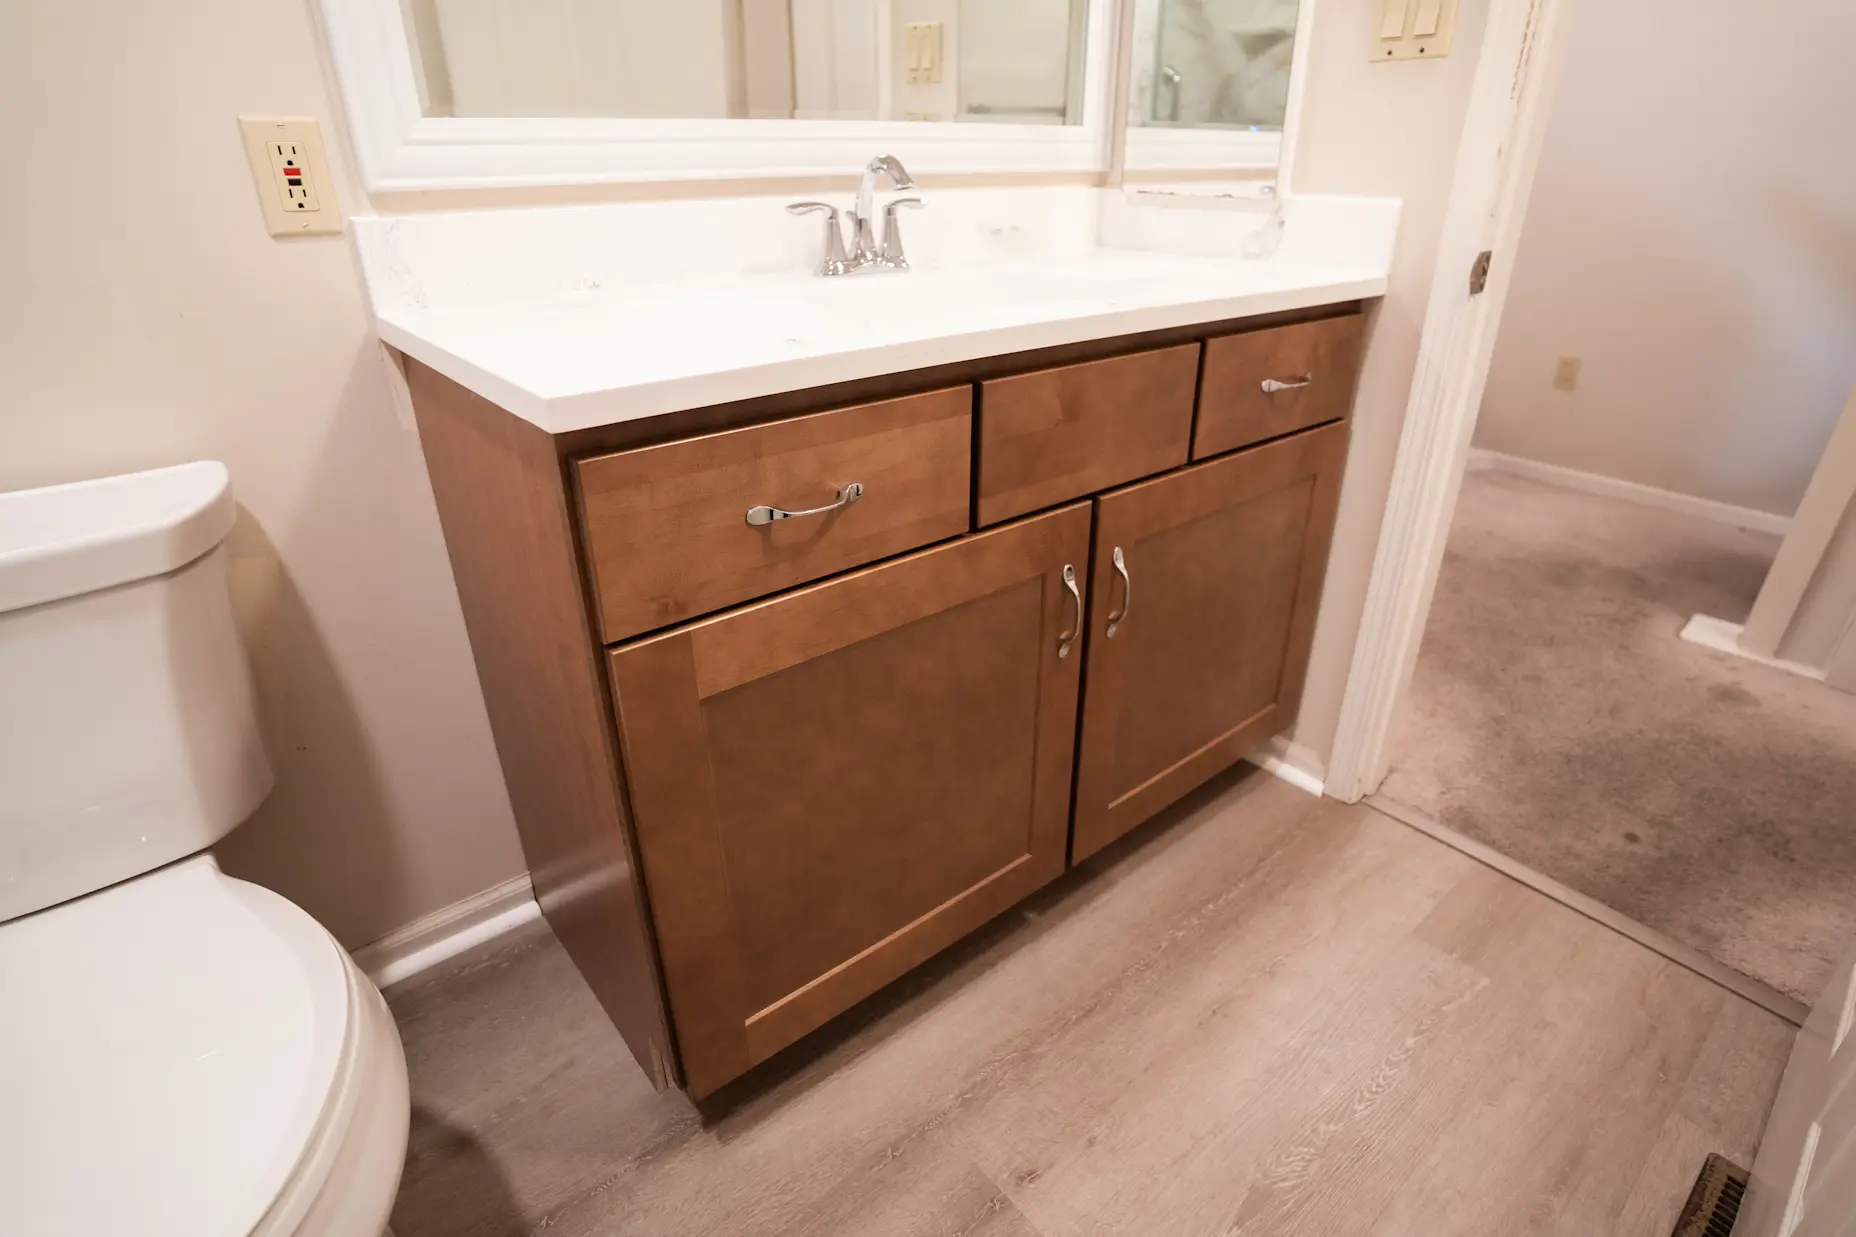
[
  {"xmin": 574, "ymin": 387, "xmax": 972, "ymax": 643},
  {"xmin": 976, "ymin": 344, "xmax": 1199, "ymax": 526},
  {"xmin": 1194, "ymin": 314, "xmax": 1364, "ymax": 459},
  {"xmin": 608, "ymin": 503, "xmax": 1091, "ymax": 1096}
]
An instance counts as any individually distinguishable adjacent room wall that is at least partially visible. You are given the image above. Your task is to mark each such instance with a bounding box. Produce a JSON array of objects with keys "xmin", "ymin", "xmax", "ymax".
[
  {"xmin": 0, "ymin": 0, "xmax": 529, "ymax": 949},
  {"xmin": 1471, "ymin": 0, "xmax": 1856, "ymax": 518}
]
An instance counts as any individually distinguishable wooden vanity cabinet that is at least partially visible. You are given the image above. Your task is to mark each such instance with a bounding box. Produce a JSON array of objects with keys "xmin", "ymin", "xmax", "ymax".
[
  {"xmin": 607, "ymin": 503, "xmax": 1091, "ymax": 1096},
  {"xmin": 1072, "ymin": 422, "xmax": 1348, "ymax": 861},
  {"xmin": 402, "ymin": 303, "xmax": 1366, "ymax": 1099}
]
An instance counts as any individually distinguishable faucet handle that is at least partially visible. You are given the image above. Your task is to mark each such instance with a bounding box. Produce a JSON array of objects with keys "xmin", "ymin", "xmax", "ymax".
[
  {"xmin": 878, "ymin": 197, "xmax": 926, "ymax": 270},
  {"xmin": 788, "ymin": 201, "xmax": 852, "ymax": 277}
]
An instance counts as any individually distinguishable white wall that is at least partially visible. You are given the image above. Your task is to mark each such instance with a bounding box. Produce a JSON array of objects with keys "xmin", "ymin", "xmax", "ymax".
[
  {"xmin": 958, "ymin": 0, "xmax": 1076, "ymax": 119},
  {"xmin": 0, "ymin": 0, "xmax": 529, "ymax": 949},
  {"xmin": 791, "ymin": 0, "xmax": 884, "ymax": 119},
  {"xmin": 1472, "ymin": 0, "xmax": 1856, "ymax": 518},
  {"xmin": 1284, "ymin": 0, "xmax": 1493, "ymax": 766},
  {"xmin": 432, "ymin": 0, "xmax": 738, "ymax": 118}
]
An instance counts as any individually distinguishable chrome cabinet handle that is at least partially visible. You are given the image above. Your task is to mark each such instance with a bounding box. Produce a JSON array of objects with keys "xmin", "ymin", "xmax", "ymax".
[
  {"xmin": 1106, "ymin": 546, "xmax": 1132, "ymax": 638},
  {"xmin": 1057, "ymin": 564, "xmax": 1082, "ymax": 659},
  {"xmin": 745, "ymin": 482, "xmax": 864, "ymax": 527},
  {"xmin": 1261, "ymin": 374, "xmax": 1313, "ymax": 393}
]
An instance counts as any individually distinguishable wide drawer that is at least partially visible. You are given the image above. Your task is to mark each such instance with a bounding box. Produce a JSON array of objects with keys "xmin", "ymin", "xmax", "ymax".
[
  {"xmin": 575, "ymin": 386, "xmax": 972, "ymax": 644},
  {"xmin": 1194, "ymin": 313, "xmax": 1364, "ymax": 459},
  {"xmin": 975, "ymin": 343, "xmax": 1199, "ymax": 526}
]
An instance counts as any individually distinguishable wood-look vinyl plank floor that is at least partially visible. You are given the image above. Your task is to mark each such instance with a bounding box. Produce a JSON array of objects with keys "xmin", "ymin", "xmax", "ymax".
[{"xmin": 384, "ymin": 767, "xmax": 1796, "ymax": 1237}]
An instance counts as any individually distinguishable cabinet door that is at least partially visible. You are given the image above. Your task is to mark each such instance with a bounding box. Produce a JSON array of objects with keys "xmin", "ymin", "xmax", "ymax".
[
  {"xmin": 609, "ymin": 503, "xmax": 1092, "ymax": 1097},
  {"xmin": 1072, "ymin": 423, "xmax": 1347, "ymax": 862}
]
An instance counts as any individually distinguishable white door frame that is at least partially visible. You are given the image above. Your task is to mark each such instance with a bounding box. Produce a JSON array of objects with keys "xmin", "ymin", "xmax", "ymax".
[{"xmin": 1322, "ymin": 0, "xmax": 1578, "ymax": 802}]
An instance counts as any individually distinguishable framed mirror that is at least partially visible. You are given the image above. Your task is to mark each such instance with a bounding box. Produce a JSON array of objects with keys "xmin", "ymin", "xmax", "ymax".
[
  {"xmin": 316, "ymin": 0, "xmax": 1301, "ymax": 191},
  {"xmin": 320, "ymin": 0, "xmax": 1116, "ymax": 188},
  {"xmin": 1118, "ymin": 0, "xmax": 1305, "ymax": 178},
  {"xmin": 399, "ymin": 0, "xmax": 1092, "ymax": 126}
]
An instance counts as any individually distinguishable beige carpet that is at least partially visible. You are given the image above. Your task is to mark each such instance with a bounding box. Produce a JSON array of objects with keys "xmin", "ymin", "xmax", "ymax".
[{"xmin": 1381, "ymin": 470, "xmax": 1856, "ymax": 1005}]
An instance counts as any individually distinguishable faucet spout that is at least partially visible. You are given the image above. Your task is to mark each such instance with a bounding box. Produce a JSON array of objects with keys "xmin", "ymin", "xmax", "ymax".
[{"xmin": 852, "ymin": 155, "xmax": 914, "ymax": 266}]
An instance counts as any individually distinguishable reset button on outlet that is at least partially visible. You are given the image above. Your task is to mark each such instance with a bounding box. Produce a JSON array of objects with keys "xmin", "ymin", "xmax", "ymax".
[{"xmin": 238, "ymin": 116, "xmax": 341, "ymax": 237}]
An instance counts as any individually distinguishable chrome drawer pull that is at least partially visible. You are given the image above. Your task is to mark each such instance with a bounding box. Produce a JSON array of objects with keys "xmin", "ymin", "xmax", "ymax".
[
  {"xmin": 745, "ymin": 482, "xmax": 864, "ymax": 527},
  {"xmin": 1106, "ymin": 546, "xmax": 1132, "ymax": 638},
  {"xmin": 1058, "ymin": 564, "xmax": 1082, "ymax": 659},
  {"xmin": 1261, "ymin": 374, "xmax": 1313, "ymax": 393}
]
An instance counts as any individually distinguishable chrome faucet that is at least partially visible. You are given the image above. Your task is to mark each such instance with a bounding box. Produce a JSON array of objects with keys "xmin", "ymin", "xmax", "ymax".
[
  {"xmin": 851, "ymin": 155, "xmax": 914, "ymax": 266},
  {"xmin": 788, "ymin": 155, "xmax": 923, "ymax": 277}
]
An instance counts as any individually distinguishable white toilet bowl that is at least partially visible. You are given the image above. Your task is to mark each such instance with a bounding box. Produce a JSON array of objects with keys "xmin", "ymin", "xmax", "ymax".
[
  {"xmin": 0, "ymin": 856, "xmax": 409, "ymax": 1237},
  {"xmin": 0, "ymin": 461, "xmax": 411, "ymax": 1235}
]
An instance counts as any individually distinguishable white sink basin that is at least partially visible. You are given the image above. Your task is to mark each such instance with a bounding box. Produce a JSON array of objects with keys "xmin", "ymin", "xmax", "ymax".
[{"xmin": 355, "ymin": 186, "xmax": 1398, "ymax": 433}]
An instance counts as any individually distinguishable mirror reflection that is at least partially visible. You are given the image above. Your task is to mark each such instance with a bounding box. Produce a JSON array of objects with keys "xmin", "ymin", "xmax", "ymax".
[
  {"xmin": 1128, "ymin": 0, "xmax": 1300, "ymax": 130},
  {"xmin": 400, "ymin": 0, "xmax": 1089, "ymax": 124}
]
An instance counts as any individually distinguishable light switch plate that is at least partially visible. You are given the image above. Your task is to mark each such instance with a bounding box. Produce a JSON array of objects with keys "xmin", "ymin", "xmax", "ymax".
[
  {"xmin": 906, "ymin": 22, "xmax": 944, "ymax": 85},
  {"xmin": 238, "ymin": 116, "xmax": 342, "ymax": 236},
  {"xmin": 1372, "ymin": 0, "xmax": 1458, "ymax": 60}
]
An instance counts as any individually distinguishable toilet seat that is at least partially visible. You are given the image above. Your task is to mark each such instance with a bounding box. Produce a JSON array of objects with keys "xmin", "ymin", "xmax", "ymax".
[{"xmin": 0, "ymin": 855, "xmax": 367, "ymax": 1237}]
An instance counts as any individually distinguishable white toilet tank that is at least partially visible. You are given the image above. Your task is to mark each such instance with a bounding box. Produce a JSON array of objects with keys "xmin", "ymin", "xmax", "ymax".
[{"xmin": 0, "ymin": 462, "xmax": 273, "ymax": 923}]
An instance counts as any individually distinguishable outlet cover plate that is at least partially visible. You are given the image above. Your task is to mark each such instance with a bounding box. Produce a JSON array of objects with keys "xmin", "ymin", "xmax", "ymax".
[{"xmin": 238, "ymin": 116, "xmax": 342, "ymax": 237}]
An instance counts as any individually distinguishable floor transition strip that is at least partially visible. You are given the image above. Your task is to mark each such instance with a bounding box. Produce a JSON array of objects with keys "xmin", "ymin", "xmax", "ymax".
[{"xmin": 1367, "ymin": 794, "xmax": 1809, "ymax": 1026}]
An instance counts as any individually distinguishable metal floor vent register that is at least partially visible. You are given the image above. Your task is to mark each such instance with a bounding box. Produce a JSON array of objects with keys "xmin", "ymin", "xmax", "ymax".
[{"xmin": 1671, "ymin": 1153, "xmax": 1749, "ymax": 1237}]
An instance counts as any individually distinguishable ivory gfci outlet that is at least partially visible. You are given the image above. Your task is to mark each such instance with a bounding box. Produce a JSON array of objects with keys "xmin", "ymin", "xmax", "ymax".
[{"xmin": 238, "ymin": 116, "xmax": 342, "ymax": 237}]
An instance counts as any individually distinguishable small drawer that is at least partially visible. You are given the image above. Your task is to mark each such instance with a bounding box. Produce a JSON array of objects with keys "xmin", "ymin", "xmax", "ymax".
[
  {"xmin": 575, "ymin": 387, "xmax": 972, "ymax": 644},
  {"xmin": 1194, "ymin": 313, "xmax": 1365, "ymax": 460},
  {"xmin": 975, "ymin": 344, "xmax": 1199, "ymax": 526}
]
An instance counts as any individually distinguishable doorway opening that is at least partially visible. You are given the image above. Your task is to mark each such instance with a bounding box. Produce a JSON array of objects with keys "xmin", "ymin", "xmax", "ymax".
[{"xmin": 1335, "ymin": 0, "xmax": 1856, "ymax": 1015}]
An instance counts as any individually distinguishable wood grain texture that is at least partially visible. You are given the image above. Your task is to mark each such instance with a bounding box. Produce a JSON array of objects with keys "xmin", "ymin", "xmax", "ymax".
[
  {"xmin": 1071, "ymin": 421, "xmax": 1350, "ymax": 861},
  {"xmin": 575, "ymin": 386, "xmax": 973, "ymax": 643},
  {"xmin": 607, "ymin": 503, "xmax": 1093, "ymax": 1096},
  {"xmin": 550, "ymin": 303, "xmax": 1368, "ymax": 463},
  {"xmin": 1195, "ymin": 313, "xmax": 1365, "ymax": 460},
  {"xmin": 386, "ymin": 774, "xmax": 1796, "ymax": 1237},
  {"xmin": 401, "ymin": 357, "xmax": 677, "ymax": 1091},
  {"xmin": 976, "ymin": 344, "xmax": 1199, "ymax": 527}
]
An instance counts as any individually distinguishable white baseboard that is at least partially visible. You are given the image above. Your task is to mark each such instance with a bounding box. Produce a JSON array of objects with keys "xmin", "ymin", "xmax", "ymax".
[
  {"xmin": 1246, "ymin": 736, "xmax": 1326, "ymax": 798},
  {"xmin": 1466, "ymin": 447, "xmax": 1792, "ymax": 537},
  {"xmin": 351, "ymin": 873, "xmax": 541, "ymax": 990},
  {"xmin": 1679, "ymin": 614, "xmax": 1827, "ymax": 682}
]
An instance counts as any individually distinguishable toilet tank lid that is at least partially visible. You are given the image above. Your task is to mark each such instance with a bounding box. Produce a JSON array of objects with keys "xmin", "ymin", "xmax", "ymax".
[{"xmin": 0, "ymin": 461, "xmax": 236, "ymax": 613}]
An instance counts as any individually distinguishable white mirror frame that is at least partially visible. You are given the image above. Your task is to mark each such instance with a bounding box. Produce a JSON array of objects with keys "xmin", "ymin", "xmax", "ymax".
[{"xmin": 316, "ymin": 0, "xmax": 1297, "ymax": 192}]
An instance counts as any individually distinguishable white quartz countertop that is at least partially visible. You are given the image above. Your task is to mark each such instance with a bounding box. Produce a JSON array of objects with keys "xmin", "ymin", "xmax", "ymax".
[{"xmin": 376, "ymin": 248, "xmax": 1387, "ymax": 435}]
